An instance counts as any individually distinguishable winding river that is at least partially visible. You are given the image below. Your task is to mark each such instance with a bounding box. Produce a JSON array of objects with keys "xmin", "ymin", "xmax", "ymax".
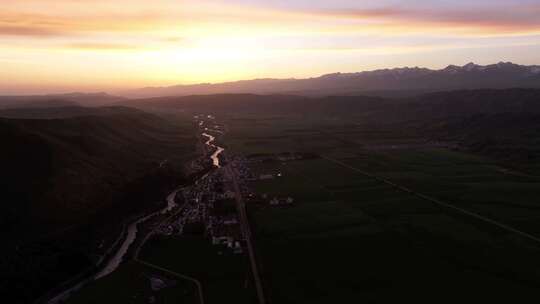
[
  {"xmin": 96, "ymin": 124, "xmax": 226, "ymax": 279},
  {"xmin": 48, "ymin": 189, "xmax": 180, "ymax": 303},
  {"xmin": 202, "ymin": 132, "xmax": 224, "ymax": 168},
  {"xmin": 94, "ymin": 189, "xmax": 179, "ymax": 279}
]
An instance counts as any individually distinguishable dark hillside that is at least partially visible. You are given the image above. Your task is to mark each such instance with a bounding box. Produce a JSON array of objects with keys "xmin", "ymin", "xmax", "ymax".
[
  {"xmin": 400, "ymin": 89, "xmax": 540, "ymax": 120},
  {"xmin": 127, "ymin": 93, "xmax": 386, "ymax": 116},
  {"xmin": 126, "ymin": 89, "xmax": 540, "ymax": 165},
  {"xmin": 127, "ymin": 94, "xmax": 308, "ymax": 114},
  {"xmin": 0, "ymin": 92, "xmax": 125, "ymax": 109},
  {"xmin": 0, "ymin": 105, "xmax": 142, "ymax": 119},
  {"xmin": 423, "ymin": 113, "xmax": 540, "ymax": 163},
  {"xmin": 127, "ymin": 89, "xmax": 540, "ymax": 120},
  {"xmin": 0, "ymin": 107, "xmax": 196, "ymax": 302}
]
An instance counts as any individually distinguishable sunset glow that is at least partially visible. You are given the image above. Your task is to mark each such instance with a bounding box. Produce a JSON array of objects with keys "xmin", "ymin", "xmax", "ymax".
[{"xmin": 2, "ymin": 0, "xmax": 540, "ymax": 93}]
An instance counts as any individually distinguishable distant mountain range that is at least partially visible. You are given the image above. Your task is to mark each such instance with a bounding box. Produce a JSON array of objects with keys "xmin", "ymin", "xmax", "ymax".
[{"xmin": 125, "ymin": 62, "xmax": 540, "ymax": 98}]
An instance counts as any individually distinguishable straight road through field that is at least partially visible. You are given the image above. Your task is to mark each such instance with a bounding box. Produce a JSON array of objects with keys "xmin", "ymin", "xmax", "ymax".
[
  {"xmin": 225, "ymin": 163, "xmax": 267, "ymax": 304},
  {"xmin": 322, "ymin": 155, "xmax": 540, "ymax": 244}
]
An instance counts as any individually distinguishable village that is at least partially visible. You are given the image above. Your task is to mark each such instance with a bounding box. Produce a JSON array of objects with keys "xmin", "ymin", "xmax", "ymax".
[
  {"xmin": 151, "ymin": 115, "xmax": 299, "ymax": 259},
  {"xmin": 155, "ymin": 168, "xmax": 245, "ymax": 254}
]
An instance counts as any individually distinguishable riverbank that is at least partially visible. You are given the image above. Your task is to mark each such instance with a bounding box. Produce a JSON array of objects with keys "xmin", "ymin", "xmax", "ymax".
[
  {"xmin": 37, "ymin": 173, "xmax": 195, "ymax": 304},
  {"xmin": 39, "ymin": 200, "xmax": 171, "ymax": 304}
]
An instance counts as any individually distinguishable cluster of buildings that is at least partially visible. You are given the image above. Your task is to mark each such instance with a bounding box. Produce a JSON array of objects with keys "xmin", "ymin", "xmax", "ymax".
[
  {"xmin": 187, "ymin": 156, "xmax": 211, "ymax": 175},
  {"xmin": 231, "ymin": 155, "xmax": 295, "ymax": 207},
  {"xmin": 156, "ymin": 166, "xmax": 245, "ymax": 255},
  {"xmin": 268, "ymin": 196, "xmax": 294, "ymax": 206},
  {"xmin": 244, "ymin": 152, "xmax": 319, "ymax": 163}
]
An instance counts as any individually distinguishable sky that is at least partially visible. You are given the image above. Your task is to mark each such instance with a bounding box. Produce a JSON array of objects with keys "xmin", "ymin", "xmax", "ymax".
[{"xmin": 2, "ymin": 0, "xmax": 540, "ymax": 94}]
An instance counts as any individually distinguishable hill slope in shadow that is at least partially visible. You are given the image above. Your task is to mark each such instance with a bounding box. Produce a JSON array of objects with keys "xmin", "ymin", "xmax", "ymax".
[{"xmin": 0, "ymin": 106, "xmax": 196, "ymax": 302}]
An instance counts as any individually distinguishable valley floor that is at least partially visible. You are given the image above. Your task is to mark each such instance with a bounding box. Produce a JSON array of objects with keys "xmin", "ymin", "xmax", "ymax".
[{"xmin": 67, "ymin": 113, "xmax": 540, "ymax": 304}]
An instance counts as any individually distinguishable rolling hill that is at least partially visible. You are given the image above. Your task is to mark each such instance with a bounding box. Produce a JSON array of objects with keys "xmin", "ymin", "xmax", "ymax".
[{"xmin": 126, "ymin": 88, "xmax": 540, "ymax": 165}]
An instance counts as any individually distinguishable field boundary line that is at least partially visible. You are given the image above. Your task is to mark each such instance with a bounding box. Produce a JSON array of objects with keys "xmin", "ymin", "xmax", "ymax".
[
  {"xmin": 135, "ymin": 259, "xmax": 205, "ymax": 304},
  {"xmin": 322, "ymin": 156, "xmax": 540, "ymax": 244},
  {"xmin": 285, "ymin": 165, "xmax": 336, "ymax": 195}
]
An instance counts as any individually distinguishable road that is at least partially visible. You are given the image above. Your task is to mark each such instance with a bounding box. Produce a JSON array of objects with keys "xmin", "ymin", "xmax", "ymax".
[
  {"xmin": 135, "ymin": 259, "xmax": 205, "ymax": 304},
  {"xmin": 225, "ymin": 163, "xmax": 267, "ymax": 304}
]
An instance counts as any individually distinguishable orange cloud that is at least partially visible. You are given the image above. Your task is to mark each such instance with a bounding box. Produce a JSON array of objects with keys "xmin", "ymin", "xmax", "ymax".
[
  {"xmin": 0, "ymin": 11, "xmax": 179, "ymax": 38},
  {"xmin": 2, "ymin": 2, "xmax": 538, "ymax": 41},
  {"xmin": 0, "ymin": 25, "xmax": 67, "ymax": 37},
  {"xmin": 65, "ymin": 42, "xmax": 140, "ymax": 51},
  {"xmin": 310, "ymin": 5, "xmax": 540, "ymax": 35}
]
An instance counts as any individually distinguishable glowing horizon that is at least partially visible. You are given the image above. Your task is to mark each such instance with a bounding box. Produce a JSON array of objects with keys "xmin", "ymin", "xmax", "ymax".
[{"xmin": 2, "ymin": 0, "xmax": 540, "ymax": 94}]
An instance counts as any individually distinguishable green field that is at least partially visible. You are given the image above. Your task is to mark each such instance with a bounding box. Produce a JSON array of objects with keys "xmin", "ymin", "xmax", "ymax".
[
  {"xmin": 68, "ymin": 261, "xmax": 199, "ymax": 304},
  {"xmin": 71, "ymin": 235, "xmax": 256, "ymax": 304},
  {"xmin": 229, "ymin": 116, "xmax": 540, "ymax": 303},
  {"xmin": 250, "ymin": 157, "xmax": 540, "ymax": 303},
  {"xmin": 139, "ymin": 236, "xmax": 256, "ymax": 304}
]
